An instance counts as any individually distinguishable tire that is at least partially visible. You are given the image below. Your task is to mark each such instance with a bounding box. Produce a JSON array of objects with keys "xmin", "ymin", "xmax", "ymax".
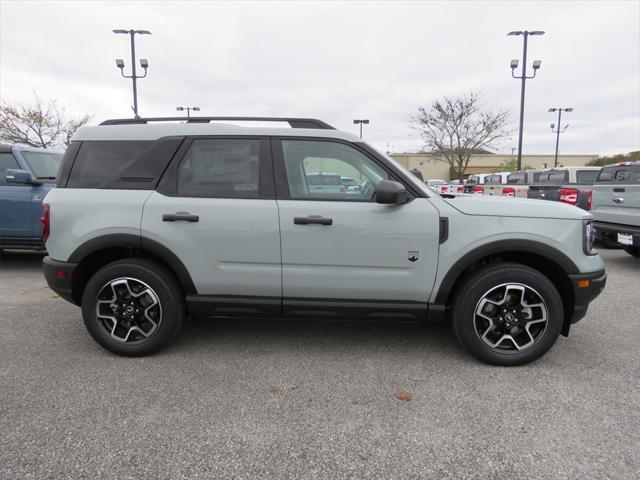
[
  {"xmin": 81, "ymin": 258, "xmax": 185, "ymax": 356},
  {"xmin": 451, "ymin": 263, "xmax": 563, "ymax": 366},
  {"xmin": 624, "ymin": 246, "xmax": 640, "ymax": 257}
]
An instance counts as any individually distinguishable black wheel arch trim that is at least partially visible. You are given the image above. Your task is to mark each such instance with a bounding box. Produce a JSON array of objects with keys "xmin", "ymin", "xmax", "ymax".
[
  {"xmin": 68, "ymin": 233, "xmax": 197, "ymax": 295},
  {"xmin": 433, "ymin": 239, "xmax": 580, "ymax": 305}
]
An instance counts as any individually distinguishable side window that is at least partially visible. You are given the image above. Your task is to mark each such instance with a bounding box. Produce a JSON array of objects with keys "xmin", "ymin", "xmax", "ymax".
[
  {"xmin": 177, "ymin": 139, "xmax": 260, "ymax": 198},
  {"xmin": 68, "ymin": 141, "xmax": 152, "ymax": 188},
  {"xmin": 576, "ymin": 169, "xmax": 600, "ymax": 183},
  {"xmin": 280, "ymin": 140, "xmax": 390, "ymax": 201},
  {"xmin": 0, "ymin": 153, "xmax": 19, "ymax": 186}
]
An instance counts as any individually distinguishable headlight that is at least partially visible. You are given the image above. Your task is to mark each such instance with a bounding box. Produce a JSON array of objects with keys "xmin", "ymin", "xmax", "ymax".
[{"xmin": 583, "ymin": 220, "xmax": 596, "ymax": 255}]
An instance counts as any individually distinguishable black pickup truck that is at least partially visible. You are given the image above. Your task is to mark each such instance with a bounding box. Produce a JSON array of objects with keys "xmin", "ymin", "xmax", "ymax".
[{"xmin": 527, "ymin": 167, "xmax": 601, "ymax": 210}]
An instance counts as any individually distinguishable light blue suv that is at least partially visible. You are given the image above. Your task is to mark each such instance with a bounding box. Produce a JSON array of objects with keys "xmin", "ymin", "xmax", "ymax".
[
  {"xmin": 41, "ymin": 117, "xmax": 606, "ymax": 365},
  {"xmin": 0, "ymin": 143, "xmax": 62, "ymax": 251}
]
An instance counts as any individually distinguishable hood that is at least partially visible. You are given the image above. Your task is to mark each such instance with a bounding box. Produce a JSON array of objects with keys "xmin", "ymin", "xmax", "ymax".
[{"xmin": 442, "ymin": 194, "xmax": 591, "ymax": 220}]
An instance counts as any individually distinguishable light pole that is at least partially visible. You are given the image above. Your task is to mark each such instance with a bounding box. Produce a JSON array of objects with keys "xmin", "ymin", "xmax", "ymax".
[
  {"xmin": 353, "ymin": 119, "xmax": 369, "ymax": 138},
  {"xmin": 113, "ymin": 29, "xmax": 151, "ymax": 118},
  {"xmin": 176, "ymin": 106, "xmax": 200, "ymax": 118},
  {"xmin": 549, "ymin": 107, "xmax": 573, "ymax": 167},
  {"xmin": 508, "ymin": 30, "xmax": 544, "ymax": 170}
]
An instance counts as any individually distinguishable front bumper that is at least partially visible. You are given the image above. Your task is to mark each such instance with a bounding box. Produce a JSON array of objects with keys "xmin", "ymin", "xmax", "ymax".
[
  {"xmin": 567, "ymin": 269, "xmax": 607, "ymax": 327},
  {"xmin": 43, "ymin": 256, "xmax": 77, "ymax": 304}
]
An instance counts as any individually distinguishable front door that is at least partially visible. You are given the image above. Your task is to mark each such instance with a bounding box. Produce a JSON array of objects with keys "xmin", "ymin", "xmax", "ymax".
[
  {"xmin": 0, "ymin": 152, "xmax": 32, "ymax": 239},
  {"xmin": 274, "ymin": 138, "xmax": 440, "ymax": 318}
]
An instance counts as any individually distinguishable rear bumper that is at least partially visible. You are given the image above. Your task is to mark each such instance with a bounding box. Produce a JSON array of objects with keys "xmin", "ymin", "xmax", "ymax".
[
  {"xmin": 43, "ymin": 256, "xmax": 77, "ymax": 304},
  {"xmin": 594, "ymin": 221, "xmax": 640, "ymax": 246},
  {"xmin": 567, "ymin": 269, "xmax": 607, "ymax": 326}
]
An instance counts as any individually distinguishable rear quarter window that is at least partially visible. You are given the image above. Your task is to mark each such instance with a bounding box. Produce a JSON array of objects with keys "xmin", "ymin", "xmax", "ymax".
[
  {"xmin": 537, "ymin": 170, "xmax": 568, "ymax": 184},
  {"xmin": 598, "ymin": 165, "xmax": 640, "ymax": 183},
  {"xmin": 507, "ymin": 172, "xmax": 526, "ymax": 184},
  {"xmin": 575, "ymin": 169, "xmax": 600, "ymax": 184},
  {"xmin": 67, "ymin": 141, "xmax": 152, "ymax": 188}
]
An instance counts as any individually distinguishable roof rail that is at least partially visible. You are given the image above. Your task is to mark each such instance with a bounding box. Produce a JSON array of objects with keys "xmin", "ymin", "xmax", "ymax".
[{"xmin": 99, "ymin": 116, "xmax": 335, "ymax": 130}]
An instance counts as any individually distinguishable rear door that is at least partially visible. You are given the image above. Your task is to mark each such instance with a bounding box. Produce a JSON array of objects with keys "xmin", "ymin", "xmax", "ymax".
[
  {"xmin": 0, "ymin": 151, "xmax": 32, "ymax": 239},
  {"xmin": 273, "ymin": 138, "xmax": 440, "ymax": 319},
  {"xmin": 141, "ymin": 137, "xmax": 282, "ymax": 314}
]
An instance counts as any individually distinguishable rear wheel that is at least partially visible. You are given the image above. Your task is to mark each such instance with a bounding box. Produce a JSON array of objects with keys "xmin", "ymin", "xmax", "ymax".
[
  {"xmin": 81, "ymin": 258, "xmax": 185, "ymax": 356},
  {"xmin": 452, "ymin": 263, "xmax": 563, "ymax": 366},
  {"xmin": 624, "ymin": 246, "xmax": 640, "ymax": 257}
]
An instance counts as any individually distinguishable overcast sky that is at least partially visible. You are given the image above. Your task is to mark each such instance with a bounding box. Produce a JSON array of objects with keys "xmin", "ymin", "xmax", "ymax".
[{"xmin": 1, "ymin": 0, "xmax": 639, "ymax": 155}]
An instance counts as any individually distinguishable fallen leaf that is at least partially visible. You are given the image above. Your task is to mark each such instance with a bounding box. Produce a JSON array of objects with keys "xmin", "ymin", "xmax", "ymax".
[
  {"xmin": 271, "ymin": 387, "xmax": 282, "ymax": 397},
  {"xmin": 52, "ymin": 294, "xmax": 59, "ymax": 298},
  {"xmin": 395, "ymin": 391, "xmax": 412, "ymax": 401}
]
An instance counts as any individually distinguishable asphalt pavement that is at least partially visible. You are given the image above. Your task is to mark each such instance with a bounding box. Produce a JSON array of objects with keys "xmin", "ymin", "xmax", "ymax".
[{"xmin": 0, "ymin": 248, "xmax": 638, "ymax": 479}]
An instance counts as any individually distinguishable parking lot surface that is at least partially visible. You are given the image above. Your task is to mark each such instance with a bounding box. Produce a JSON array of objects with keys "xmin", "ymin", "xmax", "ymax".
[{"xmin": 0, "ymin": 248, "xmax": 638, "ymax": 479}]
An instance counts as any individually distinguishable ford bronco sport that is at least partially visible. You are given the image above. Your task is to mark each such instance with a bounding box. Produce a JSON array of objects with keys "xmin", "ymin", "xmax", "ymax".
[{"xmin": 42, "ymin": 117, "xmax": 606, "ymax": 365}]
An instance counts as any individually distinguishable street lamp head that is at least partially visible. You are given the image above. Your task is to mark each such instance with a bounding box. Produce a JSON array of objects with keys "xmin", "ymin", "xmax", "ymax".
[
  {"xmin": 115, "ymin": 58, "xmax": 125, "ymax": 69},
  {"xmin": 510, "ymin": 59, "xmax": 519, "ymax": 69},
  {"xmin": 532, "ymin": 60, "xmax": 542, "ymax": 70},
  {"xmin": 113, "ymin": 29, "xmax": 129, "ymax": 34},
  {"xmin": 140, "ymin": 58, "xmax": 149, "ymax": 69},
  {"xmin": 192, "ymin": 107, "xmax": 200, "ymax": 112},
  {"xmin": 565, "ymin": 108, "xmax": 574, "ymax": 112},
  {"xmin": 529, "ymin": 31, "xmax": 545, "ymax": 36},
  {"xmin": 507, "ymin": 31, "xmax": 523, "ymax": 36},
  {"xmin": 362, "ymin": 119, "xmax": 370, "ymax": 124},
  {"xmin": 176, "ymin": 107, "xmax": 185, "ymax": 112},
  {"xmin": 135, "ymin": 30, "xmax": 151, "ymax": 35},
  {"xmin": 548, "ymin": 108, "xmax": 557, "ymax": 112}
]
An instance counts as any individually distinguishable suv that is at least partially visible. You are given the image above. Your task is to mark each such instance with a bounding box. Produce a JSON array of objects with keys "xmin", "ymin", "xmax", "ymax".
[
  {"xmin": 42, "ymin": 117, "xmax": 606, "ymax": 365},
  {"xmin": 1, "ymin": 143, "xmax": 62, "ymax": 251},
  {"xmin": 591, "ymin": 161, "xmax": 640, "ymax": 257}
]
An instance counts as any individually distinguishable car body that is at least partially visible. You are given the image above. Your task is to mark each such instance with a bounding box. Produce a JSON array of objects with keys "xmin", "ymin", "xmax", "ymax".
[
  {"xmin": 426, "ymin": 179, "xmax": 448, "ymax": 193},
  {"xmin": 464, "ymin": 173, "xmax": 491, "ymax": 194},
  {"xmin": 0, "ymin": 143, "xmax": 63, "ymax": 251},
  {"xmin": 482, "ymin": 172, "xmax": 511, "ymax": 196},
  {"xmin": 499, "ymin": 170, "xmax": 542, "ymax": 198},
  {"xmin": 591, "ymin": 161, "xmax": 640, "ymax": 257},
  {"xmin": 527, "ymin": 166, "xmax": 601, "ymax": 210},
  {"xmin": 42, "ymin": 116, "xmax": 606, "ymax": 365}
]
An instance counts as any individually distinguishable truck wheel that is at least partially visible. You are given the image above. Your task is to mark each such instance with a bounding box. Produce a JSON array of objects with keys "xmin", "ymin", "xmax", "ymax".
[
  {"xmin": 624, "ymin": 246, "xmax": 640, "ymax": 257},
  {"xmin": 81, "ymin": 258, "xmax": 185, "ymax": 356},
  {"xmin": 451, "ymin": 263, "xmax": 563, "ymax": 366}
]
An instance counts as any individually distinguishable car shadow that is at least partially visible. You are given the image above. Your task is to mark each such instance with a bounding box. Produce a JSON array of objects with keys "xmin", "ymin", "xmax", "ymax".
[{"xmin": 0, "ymin": 250, "xmax": 45, "ymax": 271}]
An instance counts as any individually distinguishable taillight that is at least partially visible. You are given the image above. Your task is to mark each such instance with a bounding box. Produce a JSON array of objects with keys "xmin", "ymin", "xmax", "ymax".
[
  {"xmin": 502, "ymin": 187, "xmax": 516, "ymax": 198},
  {"xmin": 442, "ymin": 186, "xmax": 449, "ymax": 193},
  {"xmin": 456, "ymin": 186, "xmax": 465, "ymax": 192},
  {"xmin": 41, "ymin": 203, "xmax": 50, "ymax": 243},
  {"xmin": 586, "ymin": 190, "xmax": 593, "ymax": 211},
  {"xmin": 559, "ymin": 188, "xmax": 578, "ymax": 205},
  {"xmin": 472, "ymin": 186, "xmax": 484, "ymax": 194}
]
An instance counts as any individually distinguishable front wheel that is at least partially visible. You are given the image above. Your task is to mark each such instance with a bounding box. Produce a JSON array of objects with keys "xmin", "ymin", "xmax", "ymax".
[
  {"xmin": 452, "ymin": 263, "xmax": 563, "ymax": 366},
  {"xmin": 81, "ymin": 258, "xmax": 185, "ymax": 356}
]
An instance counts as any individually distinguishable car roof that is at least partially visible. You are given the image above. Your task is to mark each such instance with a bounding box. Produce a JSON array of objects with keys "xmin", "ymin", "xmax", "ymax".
[
  {"xmin": 72, "ymin": 123, "xmax": 361, "ymax": 143},
  {"xmin": 603, "ymin": 161, "xmax": 640, "ymax": 167}
]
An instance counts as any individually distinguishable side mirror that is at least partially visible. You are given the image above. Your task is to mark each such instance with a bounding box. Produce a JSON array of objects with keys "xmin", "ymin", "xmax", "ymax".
[
  {"xmin": 375, "ymin": 180, "xmax": 411, "ymax": 205},
  {"xmin": 5, "ymin": 169, "xmax": 37, "ymax": 185}
]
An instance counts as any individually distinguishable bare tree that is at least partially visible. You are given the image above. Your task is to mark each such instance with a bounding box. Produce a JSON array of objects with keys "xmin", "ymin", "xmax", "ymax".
[
  {"xmin": 412, "ymin": 93, "xmax": 511, "ymax": 180},
  {"xmin": 0, "ymin": 93, "xmax": 91, "ymax": 148}
]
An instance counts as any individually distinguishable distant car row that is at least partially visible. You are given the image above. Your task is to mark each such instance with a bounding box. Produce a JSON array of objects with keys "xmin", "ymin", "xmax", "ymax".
[{"xmin": 422, "ymin": 162, "xmax": 639, "ymax": 257}]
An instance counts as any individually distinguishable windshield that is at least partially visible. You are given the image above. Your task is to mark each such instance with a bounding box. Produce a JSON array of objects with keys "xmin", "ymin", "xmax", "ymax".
[{"xmin": 21, "ymin": 151, "xmax": 63, "ymax": 179}]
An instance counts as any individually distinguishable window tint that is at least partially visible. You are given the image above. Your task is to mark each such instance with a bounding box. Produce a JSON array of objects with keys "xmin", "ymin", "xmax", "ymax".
[
  {"xmin": 178, "ymin": 139, "xmax": 260, "ymax": 198},
  {"xmin": 0, "ymin": 153, "xmax": 19, "ymax": 186},
  {"xmin": 575, "ymin": 169, "xmax": 600, "ymax": 183},
  {"xmin": 68, "ymin": 141, "xmax": 151, "ymax": 188},
  {"xmin": 22, "ymin": 151, "xmax": 62, "ymax": 179},
  {"xmin": 598, "ymin": 165, "xmax": 640, "ymax": 183},
  {"xmin": 281, "ymin": 140, "xmax": 390, "ymax": 201},
  {"xmin": 537, "ymin": 170, "xmax": 568, "ymax": 184},
  {"xmin": 507, "ymin": 172, "xmax": 526, "ymax": 184},
  {"xmin": 485, "ymin": 175, "xmax": 502, "ymax": 185}
]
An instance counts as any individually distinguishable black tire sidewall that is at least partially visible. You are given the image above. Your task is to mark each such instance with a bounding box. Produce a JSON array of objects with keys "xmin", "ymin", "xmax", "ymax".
[
  {"xmin": 452, "ymin": 264, "xmax": 563, "ymax": 366},
  {"xmin": 623, "ymin": 246, "xmax": 640, "ymax": 257},
  {"xmin": 81, "ymin": 259, "xmax": 184, "ymax": 356}
]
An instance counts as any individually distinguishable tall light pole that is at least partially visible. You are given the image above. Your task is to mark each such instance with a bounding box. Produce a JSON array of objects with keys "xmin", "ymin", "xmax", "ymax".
[
  {"xmin": 353, "ymin": 119, "xmax": 369, "ymax": 138},
  {"xmin": 549, "ymin": 107, "xmax": 573, "ymax": 167},
  {"xmin": 113, "ymin": 29, "xmax": 151, "ymax": 118},
  {"xmin": 508, "ymin": 30, "xmax": 544, "ymax": 170},
  {"xmin": 176, "ymin": 106, "xmax": 200, "ymax": 118}
]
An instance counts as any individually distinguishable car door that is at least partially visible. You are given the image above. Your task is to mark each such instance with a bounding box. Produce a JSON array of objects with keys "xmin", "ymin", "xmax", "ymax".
[
  {"xmin": 273, "ymin": 138, "xmax": 441, "ymax": 319},
  {"xmin": 0, "ymin": 151, "xmax": 32, "ymax": 239},
  {"xmin": 141, "ymin": 137, "xmax": 282, "ymax": 316}
]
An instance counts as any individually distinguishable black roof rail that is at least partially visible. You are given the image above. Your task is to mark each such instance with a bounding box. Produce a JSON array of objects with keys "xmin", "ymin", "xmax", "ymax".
[{"xmin": 99, "ymin": 117, "xmax": 335, "ymax": 130}]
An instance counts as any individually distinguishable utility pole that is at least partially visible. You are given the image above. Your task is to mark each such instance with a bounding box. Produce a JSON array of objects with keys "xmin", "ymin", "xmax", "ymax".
[
  {"xmin": 113, "ymin": 29, "xmax": 151, "ymax": 118},
  {"xmin": 549, "ymin": 107, "xmax": 573, "ymax": 167}
]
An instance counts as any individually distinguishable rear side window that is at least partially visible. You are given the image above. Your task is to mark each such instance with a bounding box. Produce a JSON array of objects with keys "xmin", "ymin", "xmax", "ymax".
[
  {"xmin": 68, "ymin": 141, "xmax": 151, "ymax": 188},
  {"xmin": 598, "ymin": 165, "xmax": 640, "ymax": 183},
  {"xmin": 177, "ymin": 139, "xmax": 261, "ymax": 198},
  {"xmin": 0, "ymin": 153, "xmax": 19, "ymax": 186},
  {"xmin": 485, "ymin": 175, "xmax": 502, "ymax": 185},
  {"xmin": 507, "ymin": 172, "xmax": 526, "ymax": 184},
  {"xmin": 537, "ymin": 170, "xmax": 568, "ymax": 184},
  {"xmin": 576, "ymin": 169, "xmax": 600, "ymax": 183}
]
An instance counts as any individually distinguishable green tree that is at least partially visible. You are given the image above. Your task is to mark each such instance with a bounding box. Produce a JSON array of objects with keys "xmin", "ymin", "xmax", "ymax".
[
  {"xmin": 500, "ymin": 157, "xmax": 533, "ymax": 172},
  {"xmin": 587, "ymin": 151, "xmax": 640, "ymax": 167}
]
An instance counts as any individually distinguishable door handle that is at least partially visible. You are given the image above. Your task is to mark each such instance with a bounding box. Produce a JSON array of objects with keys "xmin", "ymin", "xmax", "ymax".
[
  {"xmin": 162, "ymin": 212, "xmax": 199, "ymax": 222},
  {"xmin": 612, "ymin": 197, "xmax": 624, "ymax": 204},
  {"xmin": 294, "ymin": 215, "xmax": 333, "ymax": 226}
]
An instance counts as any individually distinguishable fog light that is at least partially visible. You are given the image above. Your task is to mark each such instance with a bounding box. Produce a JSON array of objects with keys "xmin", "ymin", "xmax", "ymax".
[{"xmin": 577, "ymin": 280, "xmax": 590, "ymax": 288}]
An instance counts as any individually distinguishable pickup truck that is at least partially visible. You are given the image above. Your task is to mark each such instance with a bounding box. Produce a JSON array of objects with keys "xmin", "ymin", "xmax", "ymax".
[
  {"xmin": 482, "ymin": 172, "xmax": 511, "ymax": 196},
  {"xmin": 591, "ymin": 161, "xmax": 640, "ymax": 257},
  {"xmin": 0, "ymin": 143, "xmax": 63, "ymax": 251},
  {"xmin": 464, "ymin": 173, "xmax": 491, "ymax": 194},
  {"xmin": 527, "ymin": 166, "xmax": 602, "ymax": 210},
  {"xmin": 498, "ymin": 170, "xmax": 542, "ymax": 198}
]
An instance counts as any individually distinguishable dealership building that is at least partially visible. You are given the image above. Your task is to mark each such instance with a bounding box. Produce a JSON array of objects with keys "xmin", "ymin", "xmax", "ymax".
[{"xmin": 389, "ymin": 153, "xmax": 599, "ymax": 180}]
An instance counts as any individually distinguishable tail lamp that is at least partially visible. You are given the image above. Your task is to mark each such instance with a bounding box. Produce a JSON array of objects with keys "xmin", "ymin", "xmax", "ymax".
[
  {"xmin": 559, "ymin": 188, "xmax": 578, "ymax": 205},
  {"xmin": 472, "ymin": 186, "xmax": 484, "ymax": 194},
  {"xmin": 502, "ymin": 187, "xmax": 516, "ymax": 198},
  {"xmin": 40, "ymin": 203, "xmax": 51, "ymax": 243}
]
